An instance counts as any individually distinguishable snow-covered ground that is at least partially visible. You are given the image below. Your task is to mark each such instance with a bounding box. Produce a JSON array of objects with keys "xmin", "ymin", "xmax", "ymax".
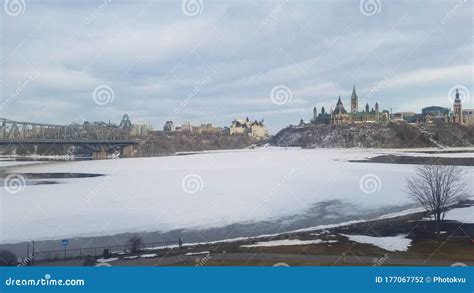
[
  {"xmin": 340, "ymin": 234, "xmax": 412, "ymax": 252},
  {"xmin": 445, "ymin": 206, "xmax": 474, "ymax": 224},
  {"xmin": 241, "ymin": 239, "xmax": 337, "ymax": 248},
  {"xmin": 1, "ymin": 148, "xmax": 473, "ymax": 244}
]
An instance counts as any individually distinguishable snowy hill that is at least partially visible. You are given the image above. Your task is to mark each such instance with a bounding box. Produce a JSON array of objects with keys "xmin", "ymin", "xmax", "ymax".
[{"xmin": 271, "ymin": 121, "xmax": 474, "ymax": 149}]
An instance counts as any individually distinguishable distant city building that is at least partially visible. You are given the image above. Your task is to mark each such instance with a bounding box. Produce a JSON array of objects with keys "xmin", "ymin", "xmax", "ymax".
[
  {"xmin": 392, "ymin": 112, "xmax": 418, "ymax": 123},
  {"xmin": 462, "ymin": 109, "xmax": 474, "ymax": 125},
  {"xmin": 163, "ymin": 121, "xmax": 174, "ymax": 132},
  {"xmin": 420, "ymin": 89, "xmax": 469, "ymax": 125},
  {"xmin": 453, "ymin": 89, "xmax": 463, "ymax": 125},
  {"xmin": 331, "ymin": 96, "xmax": 351, "ymax": 125},
  {"xmin": 130, "ymin": 124, "xmax": 153, "ymax": 136},
  {"xmin": 229, "ymin": 117, "xmax": 268, "ymax": 139},
  {"xmin": 312, "ymin": 106, "xmax": 331, "ymax": 124},
  {"xmin": 175, "ymin": 122, "xmax": 223, "ymax": 134},
  {"xmin": 180, "ymin": 122, "xmax": 193, "ymax": 132},
  {"xmin": 192, "ymin": 124, "xmax": 222, "ymax": 135},
  {"xmin": 422, "ymin": 106, "xmax": 450, "ymax": 118},
  {"xmin": 312, "ymin": 85, "xmax": 388, "ymax": 125}
]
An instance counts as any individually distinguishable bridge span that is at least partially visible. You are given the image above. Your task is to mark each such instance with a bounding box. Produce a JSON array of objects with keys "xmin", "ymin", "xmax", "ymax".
[{"xmin": 0, "ymin": 118, "xmax": 138, "ymax": 159}]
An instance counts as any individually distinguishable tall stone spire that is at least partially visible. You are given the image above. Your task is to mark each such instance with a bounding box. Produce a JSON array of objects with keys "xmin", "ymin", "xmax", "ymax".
[
  {"xmin": 350, "ymin": 85, "xmax": 358, "ymax": 113},
  {"xmin": 453, "ymin": 89, "xmax": 463, "ymax": 124}
]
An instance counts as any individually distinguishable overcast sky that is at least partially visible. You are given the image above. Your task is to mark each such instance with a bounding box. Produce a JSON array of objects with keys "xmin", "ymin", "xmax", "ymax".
[{"xmin": 1, "ymin": 0, "xmax": 472, "ymax": 133}]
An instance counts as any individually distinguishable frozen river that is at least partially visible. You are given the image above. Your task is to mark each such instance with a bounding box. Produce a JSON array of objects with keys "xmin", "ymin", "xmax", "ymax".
[{"xmin": 1, "ymin": 147, "xmax": 473, "ymax": 245}]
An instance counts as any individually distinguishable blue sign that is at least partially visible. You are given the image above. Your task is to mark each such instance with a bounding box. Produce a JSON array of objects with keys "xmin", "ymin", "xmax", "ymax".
[{"xmin": 61, "ymin": 239, "xmax": 69, "ymax": 246}]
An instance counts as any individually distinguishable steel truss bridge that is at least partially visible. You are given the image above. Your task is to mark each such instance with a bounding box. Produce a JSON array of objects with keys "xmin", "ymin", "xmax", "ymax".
[{"xmin": 0, "ymin": 118, "xmax": 137, "ymax": 147}]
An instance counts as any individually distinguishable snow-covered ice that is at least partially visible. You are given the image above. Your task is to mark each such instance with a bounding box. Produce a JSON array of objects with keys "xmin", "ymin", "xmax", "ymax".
[
  {"xmin": 96, "ymin": 257, "xmax": 119, "ymax": 263},
  {"xmin": 1, "ymin": 148, "xmax": 473, "ymax": 244},
  {"xmin": 340, "ymin": 234, "xmax": 412, "ymax": 252},
  {"xmin": 185, "ymin": 251, "xmax": 210, "ymax": 256},
  {"xmin": 445, "ymin": 206, "xmax": 474, "ymax": 224},
  {"xmin": 140, "ymin": 254, "xmax": 157, "ymax": 258},
  {"xmin": 241, "ymin": 239, "xmax": 337, "ymax": 248}
]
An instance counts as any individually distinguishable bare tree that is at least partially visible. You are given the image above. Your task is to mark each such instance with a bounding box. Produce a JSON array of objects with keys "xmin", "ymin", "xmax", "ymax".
[
  {"xmin": 406, "ymin": 164, "xmax": 469, "ymax": 237},
  {"xmin": 127, "ymin": 235, "xmax": 143, "ymax": 254}
]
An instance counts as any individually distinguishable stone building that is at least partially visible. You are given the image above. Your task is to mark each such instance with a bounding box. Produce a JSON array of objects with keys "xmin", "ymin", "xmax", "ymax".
[
  {"xmin": 462, "ymin": 109, "xmax": 474, "ymax": 125},
  {"xmin": 453, "ymin": 89, "xmax": 463, "ymax": 125},
  {"xmin": 312, "ymin": 85, "xmax": 387, "ymax": 125},
  {"xmin": 229, "ymin": 117, "xmax": 268, "ymax": 139},
  {"xmin": 311, "ymin": 106, "xmax": 331, "ymax": 124},
  {"xmin": 130, "ymin": 124, "xmax": 153, "ymax": 136},
  {"xmin": 163, "ymin": 121, "xmax": 174, "ymax": 132},
  {"xmin": 331, "ymin": 96, "xmax": 351, "ymax": 125}
]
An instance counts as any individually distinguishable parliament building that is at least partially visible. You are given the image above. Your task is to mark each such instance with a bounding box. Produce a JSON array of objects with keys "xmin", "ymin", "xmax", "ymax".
[{"xmin": 311, "ymin": 85, "xmax": 389, "ymax": 125}]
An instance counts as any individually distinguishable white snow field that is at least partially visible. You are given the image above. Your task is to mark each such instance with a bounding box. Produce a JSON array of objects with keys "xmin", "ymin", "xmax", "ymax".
[
  {"xmin": 1, "ymin": 148, "xmax": 473, "ymax": 244},
  {"xmin": 241, "ymin": 239, "xmax": 337, "ymax": 248},
  {"xmin": 340, "ymin": 234, "xmax": 412, "ymax": 252},
  {"xmin": 445, "ymin": 206, "xmax": 474, "ymax": 224}
]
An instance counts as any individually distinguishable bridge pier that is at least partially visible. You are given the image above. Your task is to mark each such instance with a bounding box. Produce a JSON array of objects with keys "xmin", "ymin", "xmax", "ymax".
[
  {"xmin": 122, "ymin": 145, "xmax": 135, "ymax": 158},
  {"xmin": 92, "ymin": 149, "xmax": 107, "ymax": 160}
]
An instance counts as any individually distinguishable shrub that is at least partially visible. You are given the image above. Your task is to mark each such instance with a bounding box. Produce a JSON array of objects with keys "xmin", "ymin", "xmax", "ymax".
[{"xmin": 0, "ymin": 250, "xmax": 18, "ymax": 266}]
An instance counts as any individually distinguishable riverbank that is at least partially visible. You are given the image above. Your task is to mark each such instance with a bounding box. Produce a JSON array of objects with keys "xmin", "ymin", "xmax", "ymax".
[{"xmin": 28, "ymin": 203, "xmax": 474, "ymax": 266}]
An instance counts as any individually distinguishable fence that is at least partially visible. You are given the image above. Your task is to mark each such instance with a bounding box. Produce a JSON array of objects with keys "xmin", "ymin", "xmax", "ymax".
[{"xmin": 30, "ymin": 240, "xmax": 179, "ymax": 263}]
